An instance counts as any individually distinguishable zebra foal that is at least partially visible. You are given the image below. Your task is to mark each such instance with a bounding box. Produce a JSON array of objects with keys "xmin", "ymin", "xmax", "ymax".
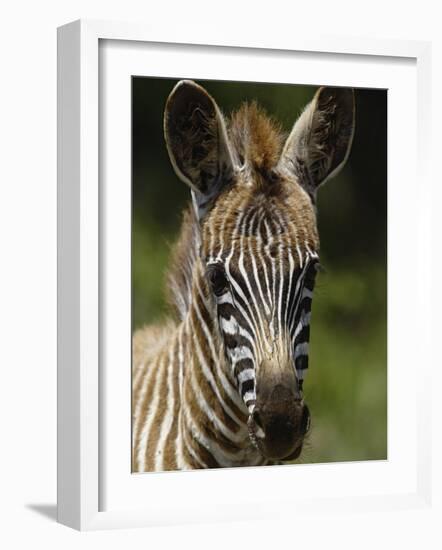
[{"xmin": 133, "ymin": 80, "xmax": 355, "ymax": 472}]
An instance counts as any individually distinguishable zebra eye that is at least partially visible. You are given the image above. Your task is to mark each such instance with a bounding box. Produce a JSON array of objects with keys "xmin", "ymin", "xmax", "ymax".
[
  {"xmin": 208, "ymin": 265, "xmax": 228, "ymax": 296},
  {"xmin": 305, "ymin": 260, "xmax": 320, "ymax": 285}
]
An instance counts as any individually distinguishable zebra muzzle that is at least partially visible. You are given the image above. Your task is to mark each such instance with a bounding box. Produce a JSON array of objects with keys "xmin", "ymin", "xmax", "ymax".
[{"xmin": 248, "ymin": 379, "xmax": 309, "ymax": 461}]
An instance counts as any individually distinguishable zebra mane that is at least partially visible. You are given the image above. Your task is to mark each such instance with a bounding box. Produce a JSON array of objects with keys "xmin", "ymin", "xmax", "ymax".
[
  {"xmin": 228, "ymin": 101, "xmax": 286, "ymax": 180},
  {"xmin": 166, "ymin": 204, "xmax": 200, "ymax": 321}
]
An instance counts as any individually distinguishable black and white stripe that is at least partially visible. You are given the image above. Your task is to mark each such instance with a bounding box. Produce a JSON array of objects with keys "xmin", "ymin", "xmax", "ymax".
[{"xmin": 207, "ymin": 206, "xmax": 319, "ymax": 413}]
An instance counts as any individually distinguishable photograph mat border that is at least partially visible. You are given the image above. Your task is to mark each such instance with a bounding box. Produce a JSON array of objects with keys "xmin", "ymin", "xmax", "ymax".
[
  {"xmin": 57, "ymin": 19, "xmax": 432, "ymax": 531},
  {"xmin": 102, "ymin": 42, "xmax": 412, "ymax": 508}
]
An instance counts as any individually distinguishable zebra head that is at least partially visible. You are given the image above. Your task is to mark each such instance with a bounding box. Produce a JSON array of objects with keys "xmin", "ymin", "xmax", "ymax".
[{"xmin": 164, "ymin": 80, "xmax": 355, "ymax": 461}]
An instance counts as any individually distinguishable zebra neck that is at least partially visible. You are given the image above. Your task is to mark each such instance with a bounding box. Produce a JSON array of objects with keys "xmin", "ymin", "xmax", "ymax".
[{"xmin": 177, "ymin": 274, "xmax": 265, "ymax": 468}]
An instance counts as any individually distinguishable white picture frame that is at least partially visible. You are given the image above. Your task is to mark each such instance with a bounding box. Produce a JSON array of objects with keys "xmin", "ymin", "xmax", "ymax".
[{"xmin": 57, "ymin": 19, "xmax": 433, "ymax": 531}]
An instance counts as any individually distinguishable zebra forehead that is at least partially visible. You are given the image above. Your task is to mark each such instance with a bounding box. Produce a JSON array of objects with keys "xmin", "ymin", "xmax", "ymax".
[
  {"xmin": 201, "ymin": 190, "xmax": 319, "ymax": 260},
  {"xmin": 203, "ymin": 175, "xmax": 317, "ymax": 230}
]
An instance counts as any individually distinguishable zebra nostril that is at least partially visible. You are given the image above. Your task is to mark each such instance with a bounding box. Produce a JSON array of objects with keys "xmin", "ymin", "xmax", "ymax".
[
  {"xmin": 300, "ymin": 405, "xmax": 311, "ymax": 435},
  {"xmin": 294, "ymin": 390, "xmax": 303, "ymax": 403},
  {"xmin": 253, "ymin": 409, "xmax": 262, "ymax": 427},
  {"xmin": 252, "ymin": 409, "xmax": 265, "ymax": 438}
]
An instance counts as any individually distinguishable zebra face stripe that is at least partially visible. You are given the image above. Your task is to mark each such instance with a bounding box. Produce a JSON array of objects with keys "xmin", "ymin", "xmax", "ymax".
[{"xmin": 206, "ymin": 249, "xmax": 319, "ymax": 408}]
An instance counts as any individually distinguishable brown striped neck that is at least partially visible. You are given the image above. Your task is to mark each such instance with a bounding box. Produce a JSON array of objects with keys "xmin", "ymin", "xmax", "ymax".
[{"xmin": 177, "ymin": 261, "xmax": 265, "ymax": 468}]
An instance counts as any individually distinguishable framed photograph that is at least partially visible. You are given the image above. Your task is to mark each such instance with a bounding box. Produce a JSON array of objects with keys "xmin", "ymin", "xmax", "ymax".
[{"xmin": 57, "ymin": 19, "xmax": 432, "ymax": 530}]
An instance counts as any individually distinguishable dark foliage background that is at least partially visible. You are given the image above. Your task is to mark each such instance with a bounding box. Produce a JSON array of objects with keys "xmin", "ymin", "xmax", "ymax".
[{"xmin": 132, "ymin": 77, "xmax": 387, "ymax": 464}]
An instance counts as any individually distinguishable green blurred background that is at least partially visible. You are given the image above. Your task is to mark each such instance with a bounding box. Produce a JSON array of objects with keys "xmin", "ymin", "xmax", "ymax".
[{"xmin": 132, "ymin": 77, "xmax": 387, "ymax": 464}]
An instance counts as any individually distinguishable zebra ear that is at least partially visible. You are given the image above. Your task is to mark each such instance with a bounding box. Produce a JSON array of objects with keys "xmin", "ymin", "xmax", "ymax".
[
  {"xmin": 164, "ymin": 80, "xmax": 235, "ymax": 219},
  {"xmin": 279, "ymin": 87, "xmax": 355, "ymax": 200}
]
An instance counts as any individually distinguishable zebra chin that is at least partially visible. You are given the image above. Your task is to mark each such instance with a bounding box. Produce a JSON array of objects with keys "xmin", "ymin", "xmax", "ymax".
[{"xmin": 247, "ymin": 408, "xmax": 307, "ymax": 461}]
